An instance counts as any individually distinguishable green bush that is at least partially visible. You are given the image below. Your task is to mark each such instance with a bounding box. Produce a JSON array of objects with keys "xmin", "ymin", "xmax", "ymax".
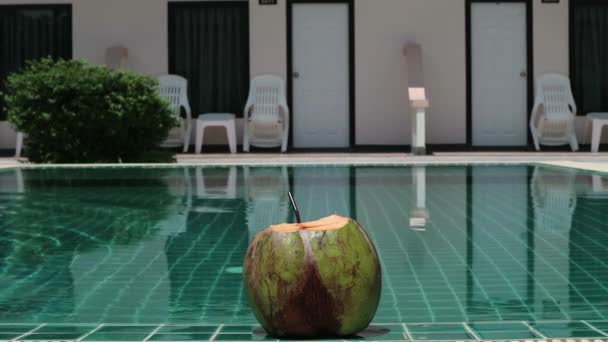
[{"xmin": 3, "ymin": 58, "xmax": 179, "ymax": 163}]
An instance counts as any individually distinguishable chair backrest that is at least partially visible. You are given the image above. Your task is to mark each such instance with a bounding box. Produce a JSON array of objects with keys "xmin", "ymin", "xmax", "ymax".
[
  {"xmin": 531, "ymin": 166, "xmax": 577, "ymax": 234},
  {"xmin": 158, "ymin": 75, "xmax": 190, "ymax": 118},
  {"xmin": 535, "ymin": 73, "xmax": 576, "ymax": 120},
  {"xmin": 244, "ymin": 167, "xmax": 290, "ymax": 239},
  {"xmin": 248, "ymin": 75, "xmax": 286, "ymax": 122}
]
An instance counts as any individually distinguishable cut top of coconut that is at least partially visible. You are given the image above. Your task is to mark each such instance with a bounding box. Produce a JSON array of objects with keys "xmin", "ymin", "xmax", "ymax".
[{"xmin": 268, "ymin": 215, "xmax": 350, "ymax": 233}]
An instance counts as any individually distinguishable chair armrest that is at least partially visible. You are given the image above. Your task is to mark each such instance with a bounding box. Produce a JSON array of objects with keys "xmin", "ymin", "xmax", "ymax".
[
  {"xmin": 182, "ymin": 101, "xmax": 192, "ymax": 120},
  {"xmin": 279, "ymin": 101, "xmax": 290, "ymax": 150},
  {"xmin": 279, "ymin": 99, "xmax": 290, "ymax": 117},
  {"xmin": 279, "ymin": 91, "xmax": 289, "ymax": 114},
  {"xmin": 569, "ymin": 100, "xmax": 577, "ymax": 116},
  {"xmin": 280, "ymin": 105, "xmax": 290, "ymax": 129},
  {"xmin": 567, "ymin": 88, "xmax": 577, "ymax": 115},
  {"xmin": 530, "ymin": 98, "xmax": 542, "ymax": 128},
  {"xmin": 243, "ymin": 96, "xmax": 254, "ymax": 122},
  {"xmin": 279, "ymin": 98, "xmax": 290, "ymax": 125},
  {"xmin": 179, "ymin": 88, "xmax": 193, "ymax": 120}
]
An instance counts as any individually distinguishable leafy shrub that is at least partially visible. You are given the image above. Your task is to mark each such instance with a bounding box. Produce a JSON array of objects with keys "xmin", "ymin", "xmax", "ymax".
[{"xmin": 3, "ymin": 58, "xmax": 178, "ymax": 163}]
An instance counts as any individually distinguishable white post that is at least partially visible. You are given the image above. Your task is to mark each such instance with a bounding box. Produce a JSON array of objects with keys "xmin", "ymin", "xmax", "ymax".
[
  {"xmin": 404, "ymin": 42, "xmax": 429, "ymax": 156},
  {"xmin": 409, "ymin": 166, "xmax": 429, "ymax": 230},
  {"xmin": 414, "ymin": 166, "xmax": 426, "ymax": 209},
  {"xmin": 411, "ymin": 106, "xmax": 426, "ymax": 155},
  {"xmin": 15, "ymin": 168, "xmax": 24, "ymax": 194}
]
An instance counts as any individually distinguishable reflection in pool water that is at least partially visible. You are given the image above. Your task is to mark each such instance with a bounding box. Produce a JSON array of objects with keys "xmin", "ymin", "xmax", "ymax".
[{"xmin": 0, "ymin": 165, "xmax": 607, "ymax": 324}]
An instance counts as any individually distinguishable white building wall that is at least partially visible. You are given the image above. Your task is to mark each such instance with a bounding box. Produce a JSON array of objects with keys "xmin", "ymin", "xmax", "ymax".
[
  {"xmin": 250, "ymin": 0, "xmax": 287, "ymax": 79},
  {"xmin": 534, "ymin": 0, "xmax": 569, "ymax": 77},
  {"xmin": 355, "ymin": 0, "xmax": 466, "ymax": 145},
  {"xmin": 0, "ymin": 0, "xmax": 597, "ymax": 150}
]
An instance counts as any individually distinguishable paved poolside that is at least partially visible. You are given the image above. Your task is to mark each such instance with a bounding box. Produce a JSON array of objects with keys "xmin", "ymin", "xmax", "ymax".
[
  {"xmin": 176, "ymin": 153, "xmax": 608, "ymax": 174},
  {"xmin": 1, "ymin": 153, "xmax": 608, "ymax": 173}
]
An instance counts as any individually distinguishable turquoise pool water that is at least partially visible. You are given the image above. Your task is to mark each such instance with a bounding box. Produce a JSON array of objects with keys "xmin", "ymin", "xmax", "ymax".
[{"xmin": 0, "ymin": 165, "xmax": 608, "ymax": 340}]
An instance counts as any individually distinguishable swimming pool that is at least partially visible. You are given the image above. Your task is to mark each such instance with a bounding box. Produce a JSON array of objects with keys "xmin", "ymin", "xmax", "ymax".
[{"xmin": 0, "ymin": 164, "xmax": 607, "ymax": 341}]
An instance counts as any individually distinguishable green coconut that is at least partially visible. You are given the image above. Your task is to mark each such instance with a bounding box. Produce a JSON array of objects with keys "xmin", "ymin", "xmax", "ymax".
[{"xmin": 243, "ymin": 215, "xmax": 382, "ymax": 339}]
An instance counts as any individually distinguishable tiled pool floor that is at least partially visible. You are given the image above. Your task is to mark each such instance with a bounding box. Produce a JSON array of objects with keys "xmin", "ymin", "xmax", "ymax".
[
  {"xmin": 1, "ymin": 321, "xmax": 608, "ymax": 342},
  {"xmin": 3, "ymin": 165, "xmax": 608, "ymax": 340}
]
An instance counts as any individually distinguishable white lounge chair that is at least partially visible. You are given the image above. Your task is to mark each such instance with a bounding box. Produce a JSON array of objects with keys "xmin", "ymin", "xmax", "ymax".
[
  {"xmin": 531, "ymin": 166, "xmax": 577, "ymax": 234},
  {"xmin": 530, "ymin": 74, "xmax": 579, "ymax": 151},
  {"xmin": 244, "ymin": 167, "xmax": 290, "ymax": 239},
  {"xmin": 243, "ymin": 75, "xmax": 289, "ymax": 152},
  {"xmin": 158, "ymin": 75, "xmax": 192, "ymax": 153}
]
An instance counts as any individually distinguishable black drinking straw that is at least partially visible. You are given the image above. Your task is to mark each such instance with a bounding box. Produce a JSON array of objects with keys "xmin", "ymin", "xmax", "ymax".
[{"xmin": 288, "ymin": 192, "xmax": 302, "ymax": 224}]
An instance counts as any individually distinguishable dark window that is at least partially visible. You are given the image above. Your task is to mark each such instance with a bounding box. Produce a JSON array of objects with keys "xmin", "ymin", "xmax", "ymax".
[
  {"xmin": 169, "ymin": 1, "xmax": 250, "ymax": 118},
  {"xmin": 0, "ymin": 5, "xmax": 72, "ymax": 120},
  {"xmin": 571, "ymin": 0, "xmax": 608, "ymax": 115}
]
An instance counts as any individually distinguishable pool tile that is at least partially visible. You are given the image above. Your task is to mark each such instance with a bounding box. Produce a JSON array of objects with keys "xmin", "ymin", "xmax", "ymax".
[
  {"xmin": 272, "ymin": 340, "xmax": 344, "ymax": 342},
  {"xmin": 0, "ymin": 333, "xmax": 21, "ymax": 340},
  {"xmin": 474, "ymin": 330, "xmax": 540, "ymax": 340},
  {"xmin": 467, "ymin": 321, "xmax": 539, "ymax": 339},
  {"xmin": 147, "ymin": 333, "xmax": 213, "ymax": 341},
  {"xmin": 83, "ymin": 332, "xmax": 151, "ymax": 341},
  {"xmin": 214, "ymin": 333, "xmax": 275, "ymax": 341},
  {"xmin": 20, "ymin": 332, "xmax": 89, "ymax": 340},
  {"xmin": 35, "ymin": 324, "xmax": 98, "ymax": 334},
  {"xmin": 468, "ymin": 322, "xmax": 531, "ymax": 332},
  {"xmin": 499, "ymin": 313, "xmax": 535, "ymax": 321},
  {"xmin": 97, "ymin": 325, "xmax": 158, "ymax": 333},
  {"xmin": 0, "ymin": 325, "xmax": 38, "ymax": 333},
  {"xmin": 408, "ymin": 331, "xmax": 475, "ymax": 340},
  {"xmin": 406, "ymin": 323, "xmax": 468, "ymax": 333},
  {"xmin": 371, "ymin": 324, "xmax": 405, "ymax": 333},
  {"xmin": 159, "ymin": 326, "xmax": 219, "ymax": 334},
  {"xmin": 355, "ymin": 331, "xmax": 409, "ymax": 341},
  {"xmin": 586, "ymin": 321, "xmax": 608, "ymax": 334},
  {"xmin": 220, "ymin": 325, "xmax": 260, "ymax": 333},
  {"xmin": 530, "ymin": 321, "xmax": 607, "ymax": 338}
]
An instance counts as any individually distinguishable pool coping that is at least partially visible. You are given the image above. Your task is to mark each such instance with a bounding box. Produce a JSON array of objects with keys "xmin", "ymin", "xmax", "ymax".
[
  {"xmin": 1, "ymin": 321, "xmax": 608, "ymax": 342},
  {"xmin": 0, "ymin": 155, "xmax": 607, "ymax": 169},
  {"xmin": 1, "ymin": 153, "xmax": 607, "ymax": 169},
  {"xmin": 536, "ymin": 161, "xmax": 608, "ymax": 174}
]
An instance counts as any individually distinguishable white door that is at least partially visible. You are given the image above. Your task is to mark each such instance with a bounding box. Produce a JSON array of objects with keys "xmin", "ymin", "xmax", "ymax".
[
  {"xmin": 472, "ymin": 3, "xmax": 528, "ymax": 146},
  {"xmin": 292, "ymin": 3, "xmax": 350, "ymax": 148}
]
